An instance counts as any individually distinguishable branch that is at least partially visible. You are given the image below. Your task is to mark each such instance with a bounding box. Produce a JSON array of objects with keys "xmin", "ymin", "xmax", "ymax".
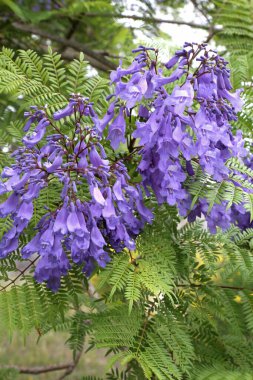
[
  {"xmin": 189, "ymin": 0, "xmax": 211, "ymax": 22},
  {"xmin": 58, "ymin": 18, "xmax": 80, "ymax": 55},
  {"xmin": 0, "ymin": 257, "xmax": 39, "ymax": 292},
  {"xmin": 0, "ymin": 349, "xmax": 83, "ymax": 377},
  {"xmin": 57, "ymin": 350, "xmax": 83, "ymax": 380},
  {"xmin": 205, "ymin": 25, "xmax": 216, "ymax": 43},
  {"xmin": 12, "ymin": 22, "xmax": 116, "ymax": 72},
  {"xmin": 81, "ymin": 12, "xmax": 215, "ymax": 31},
  {"xmin": 0, "ymin": 363, "xmax": 73, "ymax": 375},
  {"xmin": 65, "ymin": 19, "xmax": 80, "ymax": 40}
]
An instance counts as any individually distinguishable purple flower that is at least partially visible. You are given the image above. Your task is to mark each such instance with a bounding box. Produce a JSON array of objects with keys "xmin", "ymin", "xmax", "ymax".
[
  {"xmin": 108, "ymin": 107, "xmax": 126, "ymax": 150},
  {"xmin": 44, "ymin": 154, "xmax": 63, "ymax": 173},
  {"xmin": 171, "ymin": 81, "xmax": 194, "ymax": 115},
  {"xmin": 12, "ymin": 173, "xmax": 30, "ymax": 191},
  {"xmin": 113, "ymin": 179, "xmax": 124, "ymax": 201},
  {"xmin": 110, "ymin": 60, "xmax": 146, "ymax": 83},
  {"xmin": 154, "ymin": 68, "xmax": 185, "ymax": 87},
  {"xmin": 0, "ymin": 193, "xmax": 19, "ymax": 217},
  {"xmin": 89, "ymin": 146, "xmax": 109, "ymax": 167},
  {"xmin": 102, "ymin": 189, "xmax": 116, "ymax": 219},
  {"xmin": 135, "ymin": 198, "xmax": 153, "ymax": 223},
  {"xmin": 138, "ymin": 105, "xmax": 150, "ymax": 119},
  {"xmin": 34, "ymin": 245, "xmax": 70, "ymax": 292},
  {"xmin": 22, "ymin": 233, "xmax": 41, "ymax": 258},
  {"xmin": 97, "ymin": 101, "xmax": 115, "ymax": 133},
  {"xmin": 91, "ymin": 185, "xmax": 106, "ymax": 206},
  {"xmin": 91, "ymin": 224, "xmax": 106, "ymax": 248},
  {"xmin": 219, "ymin": 88, "xmax": 244, "ymax": 112},
  {"xmin": 53, "ymin": 100, "xmax": 76, "ymax": 120},
  {"xmin": 92, "ymin": 248, "xmax": 110, "ymax": 268},
  {"xmin": 67, "ymin": 203, "xmax": 84, "ymax": 236},
  {"xmin": 23, "ymin": 118, "xmax": 50, "ymax": 147},
  {"xmin": 16, "ymin": 201, "xmax": 33, "ymax": 222},
  {"xmin": 197, "ymin": 69, "xmax": 216, "ymax": 99},
  {"xmin": 53, "ymin": 206, "xmax": 68, "ymax": 235},
  {"xmin": 0, "ymin": 42, "xmax": 250, "ymax": 291},
  {"xmin": 165, "ymin": 55, "xmax": 180, "ymax": 70},
  {"xmin": 0, "ymin": 235, "xmax": 19, "ymax": 258},
  {"xmin": 23, "ymin": 183, "xmax": 44, "ymax": 201}
]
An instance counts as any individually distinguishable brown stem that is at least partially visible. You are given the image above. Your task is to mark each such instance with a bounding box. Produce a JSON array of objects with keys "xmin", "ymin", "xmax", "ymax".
[
  {"xmin": 57, "ymin": 350, "xmax": 83, "ymax": 380},
  {"xmin": 12, "ymin": 22, "xmax": 116, "ymax": 72},
  {"xmin": 189, "ymin": 0, "xmax": 210, "ymax": 22},
  {"xmin": 80, "ymin": 12, "xmax": 214, "ymax": 30},
  {"xmin": 205, "ymin": 25, "xmax": 216, "ymax": 43},
  {"xmin": 65, "ymin": 19, "xmax": 80, "ymax": 41},
  {"xmin": 0, "ymin": 361, "xmax": 77, "ymax": 375},
  {"xmin": 0, "ymin": 257, "xmax": 39, "ymax": 292}
]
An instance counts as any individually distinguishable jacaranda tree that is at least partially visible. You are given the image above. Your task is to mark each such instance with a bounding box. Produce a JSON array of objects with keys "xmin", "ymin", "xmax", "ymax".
[{"xmin": 1, "ymin": 39, "xmax": 253, "ymax": 380}]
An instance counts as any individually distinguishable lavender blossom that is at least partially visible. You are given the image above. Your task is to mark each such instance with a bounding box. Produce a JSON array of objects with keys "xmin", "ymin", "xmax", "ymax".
[
  {"xmin": 0, "ymin": 96, "xmax": 153, "ymax": 290},
  {"xmin": 0, "ymin": 42, "xmax": 250, "ymax": 292}
]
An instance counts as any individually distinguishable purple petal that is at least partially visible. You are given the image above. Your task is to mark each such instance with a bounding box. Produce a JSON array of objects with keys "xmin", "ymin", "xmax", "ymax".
[
  {"xmin": 91, "ymin": 224, "xmax": 106, "ymax": 248},
  {"xmin": 92, "ymin": 186, "xmax": 106, "ymax": 206},
  {"xmin": 54, "ymin": 206, "xmax": 68, "ymax": 234},
  {"xmin": 53, "ymin": 102, "xmax": 76, "ymax": 120},
  {"xmin": 16, "ymin": 201, "xmax": 33, "ymax": 221},
  {"xmin": 0, "ymin": 193, "xmax": 19, "ymax": 217}
]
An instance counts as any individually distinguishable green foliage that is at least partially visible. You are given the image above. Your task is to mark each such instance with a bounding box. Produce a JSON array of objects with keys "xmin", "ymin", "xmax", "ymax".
[
  {"xmin": 0, "ymin": 368, "xmax": 19, "ymax": 380},
  {"xmin": 211, "ymin": 1, "xmax": 253, "ymax": 141},
  {"xmin": 0, "ymin": 47, "xmax": 109, "ymax": 146},
  {"xmin": 185, "ymin": 160, "xmax": 253, "ymax": 219},
  {"xmin": 36, "ymin": 206, "xmax": 253, "ymax": 379},
  {"xmin": 82, "ymin": 208, "xmax": 253, "ymax": 378},
  {"xmin": 0, "ymin": 266, "xmax": 87, "ymax": 339},
  {"xmin": 213, "ymin": 0, "xmax": 253, "ymax": 55},
  {"xmin": 0, "ymin": 196, "xmax": 247, "ymax": 379},
  {"xmin": 194, "ymin": 366, "xmax": 253, "ymax": 380}
]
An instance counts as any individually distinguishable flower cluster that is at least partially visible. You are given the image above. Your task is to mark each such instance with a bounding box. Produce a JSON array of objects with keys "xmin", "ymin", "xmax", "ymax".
[
  {"xmin": 106, "ymin": 42, "xmax": 250, "ymax": 232},
  {"xmin": 0, "ymin": 42, "xmax": 251, "ymax": 290},
  {"xmin": 0, "ymin": 96, "xmax": 152, "ymax": 290}
]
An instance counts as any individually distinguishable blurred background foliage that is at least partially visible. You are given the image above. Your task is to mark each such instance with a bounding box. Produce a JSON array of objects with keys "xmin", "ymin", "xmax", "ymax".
[{"xmin": 1, "ymin": 0, "xmax": 253, "ymax": 379}]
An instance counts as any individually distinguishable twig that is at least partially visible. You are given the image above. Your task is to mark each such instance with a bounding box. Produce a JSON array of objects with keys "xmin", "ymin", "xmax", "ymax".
[
  {"xmin": 205, "ymin": 25, "xmax": 217, "ymax": 43},
  {"xmin": 12, "ymin": 22, "xmax": 116, "ymax": 72},
  {"xmin": 57, "ymin": 350, "xmax": 83, "ymax": 380},
  {"xmin": 65, "ymin": 19, "xmax": 80, "ymax": 41},
  {"xmin": 189, "ymin": 0, "xmax": 210, "ymax": 22},
  {"xmin": 0, "ymin": 350, "xmax": 83, "ymax": 377},
  {"xmin": 57, "ymin": 18, "xmax": 80, "ymax": 55},
  {"xmin": 80, "ymin": 12, "xmax": 214, "ymax": 30},
  {"xmin": 0, "ymin": 363, "xmax": 73, "ymax": 375},
  {"xmin": 0, "ymin": 257, "xmax": 39, "ymax": 292}
]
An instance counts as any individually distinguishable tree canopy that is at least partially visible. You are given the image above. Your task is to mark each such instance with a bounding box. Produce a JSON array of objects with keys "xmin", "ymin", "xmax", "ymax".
[{"xmin": 1, "ymin": 1, "xmax": 253, "ymax": 380}]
